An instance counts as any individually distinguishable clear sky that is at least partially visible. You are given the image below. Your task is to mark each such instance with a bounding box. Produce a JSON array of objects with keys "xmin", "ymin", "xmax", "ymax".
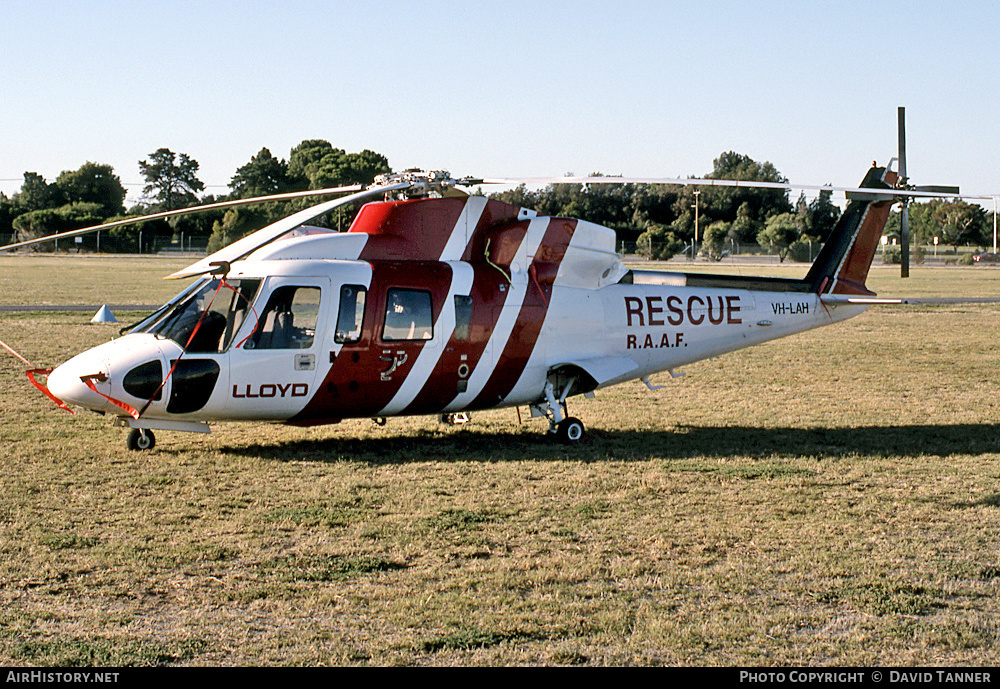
[{"xmin": 2, "ymin": 0, "xmax": 997, "ymax": 207}]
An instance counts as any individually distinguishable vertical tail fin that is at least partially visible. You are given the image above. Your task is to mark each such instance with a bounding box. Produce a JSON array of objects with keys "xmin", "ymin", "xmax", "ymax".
[{"xmin": 805, "ymin": 165, "xmax": 898, "ymax": 296}]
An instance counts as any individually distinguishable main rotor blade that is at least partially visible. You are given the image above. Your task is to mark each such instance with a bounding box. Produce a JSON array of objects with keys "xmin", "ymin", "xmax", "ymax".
[
  {"xmin": 166, "ymin": 183, "xmax": 410, "ymax": 279},
  {"xmin": 914, "ymin": 185, "xmax": 961, "ymax": 195},
  {"xmin": 477, "ymin": 176, "xmax": 970, "ymax": 200},
  {"xmin": 0, "ymin": 184, "xmax": 363, "ymax": 253}
]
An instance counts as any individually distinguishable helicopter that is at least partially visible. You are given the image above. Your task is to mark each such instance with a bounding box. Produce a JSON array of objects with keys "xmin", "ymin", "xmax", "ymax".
[{"xmin": 1, "ymin": 163, "xmax": 936, "ymax": 450}]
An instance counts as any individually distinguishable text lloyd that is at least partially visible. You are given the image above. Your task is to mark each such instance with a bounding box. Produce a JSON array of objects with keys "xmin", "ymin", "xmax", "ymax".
[{"xmin": 232, "ymin": 383, "xmax": 309, "ymax": 398}]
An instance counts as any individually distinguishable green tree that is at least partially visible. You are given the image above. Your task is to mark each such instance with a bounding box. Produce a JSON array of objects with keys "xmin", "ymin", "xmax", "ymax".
[
  {"xmin": 636, "ymin": 222, "xmax": 686, "ymax": 260},
  {"xmin": 787, "ymin": 236, "xmax": 820, "ymax": 263},
  {"xmin": 806, "ymin": 189, "xmax": 840, "ymax": 242},
  {"xmin": 629, "ymin": 184, "xmax": 682, "ymax": 232},
  {"xmin": 933, "ymin": 200, "xmax": 987, "ymax": 248},
  {"xmin": 0, "ymin": 194, "xmax": 15, "ymax": 238},
  {"xmin": 341, "ymin": 149, "xmax": 392, "ymax": 186},
  {"xmin": 12, "ymin": 202, "xmax": 105, "ymax": 248},
  {"xmin": 139, "ymin": 148, "xmax": 205, "ymax": 210},
  {"xmin": 757, "ymin": 213, "xmax": 801, "ymax": 262},
  {"xmin": 55, "ymin": 162, "xmax": 126, "ymax": 217},
  {"xmin": 906, "ymin": 201, "xmax": 935, "ymax": 246},
  {"xmin": 488, "ymin": 151, "xmax": 791, "ymax": 252},
  {"xmin": 701, "ymin": 221, "xmax": 733, "ymax": 261},
  {"xmin": 209, "ymin": 142, "xmax": 392, "ymax": 252},
  {"xmin": 287, "ymin": 139, "xmax": 335, "ymax": 188},
  {"xmin": 731, "ymin": 201, "xmax": 760, "ymax": 245},
  {"xmin": 287, "ymin": 140, "xmax": 390, "ymax": 189},
  {"xmin": 702, "ymin": 151, "xmax": 792, "ymax": 229},
  {"xmin": 206, "ymin": 206, "xmax": 274, "ymax": 253},
  {"xmin": 230, "ymin": 148, "xmax": 290, "ymax": 198},
  {"xmin": 669, "ymin": 208, "xmax": 694, "ymax": 240},
  {"xmin": 16, "ymin": 172, "xmax": 63, "ymax": 212}
]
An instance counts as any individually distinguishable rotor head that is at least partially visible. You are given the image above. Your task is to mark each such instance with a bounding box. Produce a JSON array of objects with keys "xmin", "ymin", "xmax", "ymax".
[{"xmin": 373, "ymin": 170, "xmax": 482, "ymax": 199}]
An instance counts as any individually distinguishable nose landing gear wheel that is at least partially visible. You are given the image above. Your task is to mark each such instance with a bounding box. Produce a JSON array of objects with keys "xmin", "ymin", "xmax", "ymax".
[
  {"xmin": 127, "ymin": 428, "xmax": 156, "ymax": 451},
  {"xmin": 556, "ymin": 417, "xmax": 585, "ymax": 444}
]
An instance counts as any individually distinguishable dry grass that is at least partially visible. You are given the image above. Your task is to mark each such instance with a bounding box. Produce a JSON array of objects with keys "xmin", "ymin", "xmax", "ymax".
[
  {"xmin": 1, "ymin": 256, "xmax": 1000, "ymax": 666},
  {"xmin": 0, "ymin": 255, "xmax": 190, "ymax": 307}
]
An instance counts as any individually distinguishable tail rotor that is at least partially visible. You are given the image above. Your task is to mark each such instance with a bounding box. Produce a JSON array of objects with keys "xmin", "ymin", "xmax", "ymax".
[{"xmin": 895, "ymin": 106, "xmax": 960, "ymax": 278}]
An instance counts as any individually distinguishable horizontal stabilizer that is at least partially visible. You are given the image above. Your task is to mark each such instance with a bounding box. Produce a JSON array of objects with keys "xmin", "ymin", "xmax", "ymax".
[{"xmin": 820, "ymin": 296, "xmax": 905, "ymax": 305}]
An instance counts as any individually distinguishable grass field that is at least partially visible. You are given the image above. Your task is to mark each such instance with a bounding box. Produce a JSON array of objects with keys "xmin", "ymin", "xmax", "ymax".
[{"xmin": 1, "ymin": 255, "xmax": 999, "ymax": 666}]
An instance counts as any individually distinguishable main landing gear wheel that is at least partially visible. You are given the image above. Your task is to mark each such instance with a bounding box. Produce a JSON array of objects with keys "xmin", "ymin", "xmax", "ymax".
[
  {"xmin": 127, "ymin": 428, "xmax": 156, "ymax": 451},
  {"xmin": 556, "ymin": 417, "xmax": 585, "ymax": 444}
]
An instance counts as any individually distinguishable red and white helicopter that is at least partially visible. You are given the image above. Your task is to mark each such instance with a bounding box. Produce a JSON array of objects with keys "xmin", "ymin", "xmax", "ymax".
[{"xmin": 2, "ymin": 163, "xmax": 933, "ymax": 449}]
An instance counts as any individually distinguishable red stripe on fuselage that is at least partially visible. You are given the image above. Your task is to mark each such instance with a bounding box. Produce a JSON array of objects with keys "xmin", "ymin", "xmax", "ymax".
[
  {"xmin": 399, "ymin": 214, "xmax": 534, "ymax": 415},
  {"xmin": 470, "ymin": 218, "xmax": 578, "ymax": 409},
  {"xmin": 351, "ymin": 197, "xmax": 524, "ymax": 263},
  {"xmin": 399, "ymin": 263, "xmax": 519, "ymax": 415},
  {"xmin": 289, "ymin": 261, "xmax": 454, "ymax": 424},
  {"xmin": 353, "ymin": 198, "xmax": 468, "ymax": 262},
  {"xmin": 289, "ymin": 196, "xmax": 543, "ymax": 423}
]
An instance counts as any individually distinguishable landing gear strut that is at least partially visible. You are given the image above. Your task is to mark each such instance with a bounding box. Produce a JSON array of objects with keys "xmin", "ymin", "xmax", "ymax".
[
  {"xmin": 126, "ymin": 428, "xmax": 156, "ymax": 451},
  {"xmin": 532, "ymin": 379, "xmax": 587, "ymax": 444}
]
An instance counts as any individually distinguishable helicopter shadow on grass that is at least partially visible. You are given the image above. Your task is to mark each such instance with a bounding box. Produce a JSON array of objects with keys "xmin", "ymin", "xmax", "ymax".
[{"xmin": 222, "ymin": 421, "xmax": 1000, "ymax": 466}]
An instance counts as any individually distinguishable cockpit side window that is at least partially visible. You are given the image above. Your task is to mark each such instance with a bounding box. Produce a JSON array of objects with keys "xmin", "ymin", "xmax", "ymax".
[
  {"xmin": 221, "ymin": 279, "xmax": 262, "ymax": 350},
  {"xmin": 335, "ymin": 285, "xmax": 367, "ymax": 344},
  {"xmin": 245, "ymin": 286, "xmax": 321, "ymax": 350}
]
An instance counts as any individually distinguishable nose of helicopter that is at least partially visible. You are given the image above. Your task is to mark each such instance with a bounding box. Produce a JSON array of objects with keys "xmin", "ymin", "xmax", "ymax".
[{"xmin": 46, "ymin": 352, "xmax": 112, "ymax": 412}]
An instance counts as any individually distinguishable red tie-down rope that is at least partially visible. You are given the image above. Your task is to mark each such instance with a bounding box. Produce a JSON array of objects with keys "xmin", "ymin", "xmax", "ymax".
[
  {"xmin": 81, "ymin": 373, "xmax": 140, "ymax": 419},
  {"xmin": 27, "ymin": 368, "xmax": 75, "ymax": 414},
  {"xmin": 136, "ymin": 276, "xmax": 229, "ymax": 418},
  {"xmin": 1, "ymin": 336, "xmax": 74, "ymax": 414},
  {"xmin": 133, "ymin": 273, "xmax": 260, "ymax": 419},
  {"xmin": 9, "ymin": 267, "xmax": 261, "ymax": 420},
  {"xmin": 0, "ymin": 337, "xmax": 32, "ymax": 366}
]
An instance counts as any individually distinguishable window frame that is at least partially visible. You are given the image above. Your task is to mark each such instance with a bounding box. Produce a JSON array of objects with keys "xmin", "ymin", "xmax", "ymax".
[
  {"xmin": 381, "ymin": 287, "xmax": 434, "ymax": 342},
  {"xmin": 334, "ymin": 284, "xmax": 367, "ymax": 345}
]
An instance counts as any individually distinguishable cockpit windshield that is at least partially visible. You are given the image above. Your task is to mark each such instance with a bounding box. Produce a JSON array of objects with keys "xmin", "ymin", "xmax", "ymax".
[{"xmin": 136, "ymin": 278, "xmax": 262, "ymax": 353}]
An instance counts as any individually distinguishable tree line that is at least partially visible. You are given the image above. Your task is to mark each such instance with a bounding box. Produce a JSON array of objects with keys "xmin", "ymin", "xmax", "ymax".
[
  {"xmin": 490, "ymin": 152, "xmax": 837, "ymax": 261},
  {"xmin": 2, "ymin": 146, "xmax": 993, "ymax": 260},
  {"xmin": 0, "ymin": 140, "xmax": 391, "ymax": 253},
  {"xmin": 490, "ymin": 153, "xmax": 994, "ymax": 262}
]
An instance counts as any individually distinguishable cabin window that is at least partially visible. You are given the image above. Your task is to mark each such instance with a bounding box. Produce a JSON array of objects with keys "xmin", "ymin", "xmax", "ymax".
[
  {"xmin": 382, "ymin": 288, "xmax": 433, "ymax": 341},
  {"xmin": 245, "ymin": 286, "xmax": 321, "ymax": 350},
  {"xmin": 166, "ymin": 359, "xmax": 221, "ymax": 414},
  {"xmin": 454, "ymin": 295, "xmax": 472, "ymax": 341},
  {"xmin": 335, "ymin": 285, "xmax": 367, "ymax": 344},
  {"xmin": 123, "ymin": 360, "xmax": 163, "ymax": 401}
]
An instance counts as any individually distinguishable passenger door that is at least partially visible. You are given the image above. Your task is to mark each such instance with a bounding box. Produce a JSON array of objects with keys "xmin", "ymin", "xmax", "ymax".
[{"xmin": 226, "ymin": 276, "xmax": 330, "ymax": 419}]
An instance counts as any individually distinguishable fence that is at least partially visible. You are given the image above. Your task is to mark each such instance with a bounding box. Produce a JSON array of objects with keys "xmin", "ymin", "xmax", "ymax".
[
  {"xmin": 621, "ymin": 239, "xmax": 796, "ymax": 262},
  {"xmin": 0, "ymin": 233, "xmax": 208, "ymax": 255}
]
